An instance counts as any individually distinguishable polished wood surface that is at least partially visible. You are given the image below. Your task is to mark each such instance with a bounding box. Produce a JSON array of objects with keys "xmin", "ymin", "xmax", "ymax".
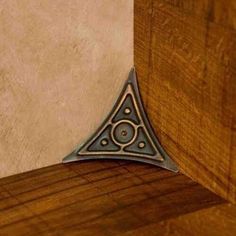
[
  {"xmin": 1, "ymin": 160, "xmax": 235, "ymax": 236},
  {"xmin": 123, "ymin": 203, "xmax": 236, "ymax": 236},
  {"xmin": 134, "ymin": 0, "xmax": 236, "ymax": 203}
]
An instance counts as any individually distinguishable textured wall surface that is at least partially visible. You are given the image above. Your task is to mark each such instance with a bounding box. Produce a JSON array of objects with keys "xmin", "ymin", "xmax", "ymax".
[{"xmin": 0, "ymin": 0, "xmax": 133, "ymax": 177}]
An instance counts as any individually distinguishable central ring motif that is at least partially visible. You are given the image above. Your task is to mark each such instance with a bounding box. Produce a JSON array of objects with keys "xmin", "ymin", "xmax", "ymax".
[{"xmin": 112, "ymin": 121, "xmax": 136, "ymax": 145}]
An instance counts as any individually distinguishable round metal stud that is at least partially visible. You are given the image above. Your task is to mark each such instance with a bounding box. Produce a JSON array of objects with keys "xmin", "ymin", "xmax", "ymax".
[
  {"xmin": 124, "ymin": 107, "xmax": 131, "ymax": 114},
  {"xmin": 138, "ymin": 141, "xmax": 146, "ymax": 149},
  {"xmin": 100, "ymin": 139, "xmax": 108, "ymax": 146}
]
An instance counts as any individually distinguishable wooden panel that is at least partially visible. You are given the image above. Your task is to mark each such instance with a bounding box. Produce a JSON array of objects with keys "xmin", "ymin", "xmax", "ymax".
[
  {"xmin": 134, "ymin": 0, "xmax": 236, "ymax": 202},
  {"xmin": 0, "ymin": 160, "xmax": 230, "ymax": 236},
  {"xmin": 0, "ymin": 0, "xmax": 133, "ymax": 177},
  {"xmin": 123, "ymin": 203, "xmax": 236, "ymax": 236}
]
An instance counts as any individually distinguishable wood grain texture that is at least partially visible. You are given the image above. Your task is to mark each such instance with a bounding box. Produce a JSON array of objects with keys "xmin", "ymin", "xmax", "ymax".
[
  {"xmin": 122, "ymin": 203, "xmax": 236, "ymax": 236},
  {"xmin": 134, "ymin": 0, "xmax": 236, "ymax": 203},
  {"xmin": 0, "ymin": 0, "xmax": 133, "ymax": 177},
  {"xmin": 0, "ymin": 160, "xmax": 232, "ymax": 236}
]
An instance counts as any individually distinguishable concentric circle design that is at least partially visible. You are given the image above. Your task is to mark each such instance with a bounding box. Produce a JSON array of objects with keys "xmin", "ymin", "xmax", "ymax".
[{"xmin": 112, "ymin": 121, "xmax": 136, "ymax": 145}]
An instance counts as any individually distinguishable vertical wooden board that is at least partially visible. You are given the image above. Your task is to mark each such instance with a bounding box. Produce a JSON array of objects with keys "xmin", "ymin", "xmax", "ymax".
[
  {"xmin": 0, "ymin": 0, "xmax": 133, "ymax": 177},
  {"xmin": 134, "ymin": 0, "xmax": 153, "ymax": 106},
  {"xmin": 134, "ymin": 0, "xmax": 236, "ymax": 203}
]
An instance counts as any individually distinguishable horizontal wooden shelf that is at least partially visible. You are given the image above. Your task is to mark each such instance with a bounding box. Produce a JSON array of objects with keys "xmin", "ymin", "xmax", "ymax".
[{"xmin": 0, "ymin": 160, "xmax": 235, "ymax": 235}]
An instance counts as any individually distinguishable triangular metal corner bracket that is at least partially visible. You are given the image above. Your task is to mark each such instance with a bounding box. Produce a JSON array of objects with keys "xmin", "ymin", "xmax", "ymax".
[{"xmin": 63, "ymin": 67, "xmax": 178, "ymax": 173}]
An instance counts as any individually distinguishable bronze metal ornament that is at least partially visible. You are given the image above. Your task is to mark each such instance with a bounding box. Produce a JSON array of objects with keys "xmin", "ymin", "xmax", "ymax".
[{"xmin": 63, "ymin": 68, "xmax": 178, "ymax": 172}]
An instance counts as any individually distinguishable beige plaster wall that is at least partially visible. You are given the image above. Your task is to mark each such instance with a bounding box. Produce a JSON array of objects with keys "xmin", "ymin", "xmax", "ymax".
[{"xmin": 0, "ymin": 0, "xmax": 133, "ymax": 177}]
